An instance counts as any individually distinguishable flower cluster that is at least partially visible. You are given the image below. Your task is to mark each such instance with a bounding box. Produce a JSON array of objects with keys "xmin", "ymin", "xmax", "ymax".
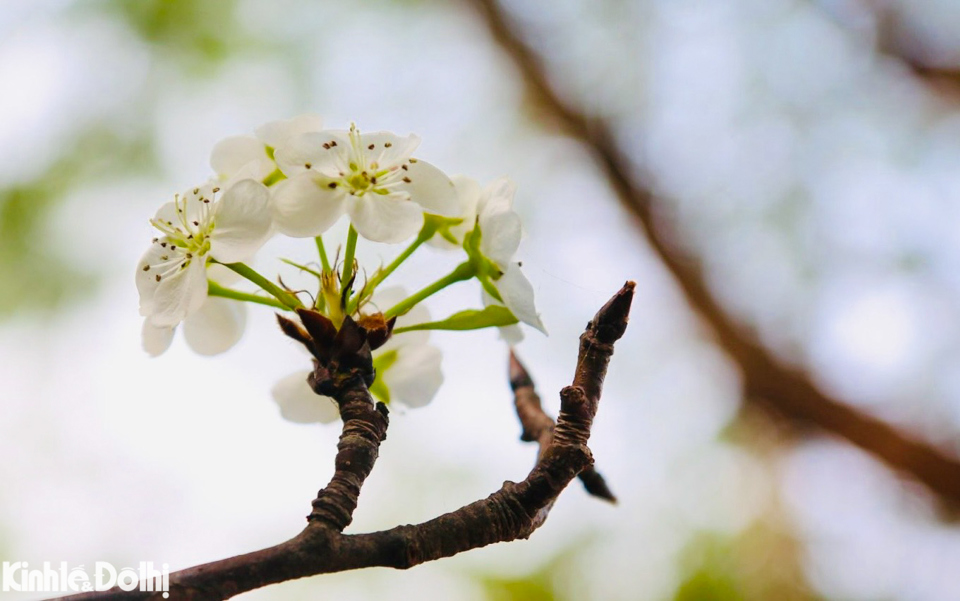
[{"xmin": 137, "ymin": 115, "xmax": 545, "ymax": 423}]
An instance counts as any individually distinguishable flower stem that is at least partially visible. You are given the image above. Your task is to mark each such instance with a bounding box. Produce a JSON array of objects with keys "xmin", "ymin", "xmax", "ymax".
[
  {"xmin": 341, "ymin": 225, "xmax": 359, "ymax": 302},
  {"xmin": 384, "ymin": 262, "xmax": 475, "ymax": 318},
  {"xmin": 219, "ymin": 261, "xmax": 303, "ymax": 310},
  {"xmin": 208, "ymin": 280, "xmax": 290, "ymax": 310},
  {"xmin": 315, "ymin": 235, "xmax": 331, "ymax": 273}
]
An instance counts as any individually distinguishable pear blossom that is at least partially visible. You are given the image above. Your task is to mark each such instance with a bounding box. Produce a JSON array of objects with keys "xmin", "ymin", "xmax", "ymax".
[
  {"xmin": 440, "ymin": 176, "xmax": 546, "ymax": 336},
  {"xmin": 136, "ymin": 178, "xmax": 272, "ymax": 328},
  {"xmin": 141, "ymin": 264, "xmax": 248, "ymax": 356},
  {"xmin": 142, "ymin": 295, "xmax": 247, "ymax": 357},
  {"xmin": 210, "ymin": 114, "xmax": 324, "ymax": 183},
  {"xmin": 271, "ymin": 287, "xmax": 443, "ymax": 424},
  {"xmin": 271, "ymin": 123, "xmax": 458, "ymax": 243}
]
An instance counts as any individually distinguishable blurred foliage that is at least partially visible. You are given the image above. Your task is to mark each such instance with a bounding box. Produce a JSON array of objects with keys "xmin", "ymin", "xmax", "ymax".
[
  {"xmin": 0, "ymin": 125, "xmax": 156, "ymax": 319},
  {"xmin": 88, "ymin": 0, "xmax": 251, "ymax": 71},
  {"xmin": 476, "ymin": 541, "xmax": 590, "ymax": 601},
  {"xmin": 674, "ymin": 526, "xmax": 819, "ymax": 601}
]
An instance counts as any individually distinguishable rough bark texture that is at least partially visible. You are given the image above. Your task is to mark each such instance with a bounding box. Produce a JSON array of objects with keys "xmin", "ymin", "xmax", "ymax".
[
  {"xmin": 469, "ymin": 0, "xmax": 960, "ymax": 507},
  {"xmin": 60, "ymin": 282, "xmax": 634, "ymax": 600}
]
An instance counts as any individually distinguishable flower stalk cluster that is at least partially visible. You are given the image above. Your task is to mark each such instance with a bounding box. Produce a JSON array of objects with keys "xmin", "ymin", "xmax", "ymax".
[{"xmin": 137, "ymin": 115, "xmax": 546, "ymax": 421}]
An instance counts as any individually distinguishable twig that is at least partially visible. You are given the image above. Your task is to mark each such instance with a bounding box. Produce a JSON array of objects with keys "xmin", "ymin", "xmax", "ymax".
[
  {"xmin": 469, "ymin": 0, "xmax": 960, "ymax": 504},
  {"xmin": 510, "ymin": 351, "xmax": 616, "ymax": 502},
  {"xmin": 60, "ymin": 282, "xmax": 635, "ymax": 600}
]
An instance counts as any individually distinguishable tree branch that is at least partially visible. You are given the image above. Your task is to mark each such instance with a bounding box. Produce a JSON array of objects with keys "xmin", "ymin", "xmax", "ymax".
[
  {"xmin": 468, "ymin": 0, "xmax": 960, "ymax": 505},
  {"xmin": 511, "ymin": 350, "xmax": 616, "ymax": 502},
  {"xmin": 61, "ymin": 282, "xmax": 634, "ymax": 600}
]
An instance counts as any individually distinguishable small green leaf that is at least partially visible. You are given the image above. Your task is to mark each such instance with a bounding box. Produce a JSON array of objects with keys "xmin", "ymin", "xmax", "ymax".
[{"xmin": 393, "ymin": 306, "xmax": 518, "ymax": 334}]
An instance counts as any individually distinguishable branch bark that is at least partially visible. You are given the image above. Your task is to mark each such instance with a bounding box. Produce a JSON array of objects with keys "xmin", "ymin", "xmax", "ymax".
[
  {"xmin": 61, "ymin": 282, "xmax": 634, "ymax": 600},
  {"xmin": 468, "ymin": 0, "xmax": 960, "ymax": 505}
]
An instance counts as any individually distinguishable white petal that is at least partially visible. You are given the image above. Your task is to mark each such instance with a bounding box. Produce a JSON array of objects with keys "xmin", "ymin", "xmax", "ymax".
[
  {"xmin": 141, "ymin": 319, "xmax": 175, "ymax": 356},
  {"xmin": 496, "ymin": 263, "xmax": 547, "ymax": 335},
  {"xmin": 478, "ymin": 177, "xmax": 516, "ymax": 215},
  {"xmin": 153, "ymin": 200, "xmax": 181, "ymax": 226},
  {"xmin": 371, "ymin": 286, "xmax": 430, "ymax": 349},
  {"xmin": 182, "ymin": 296, "xmax": 246, "ymax": 356},
  {"xmin": 271, "ymin": 172, "xmax": 346, "ymax": 237},
  {"xmin": 498, "ymin": 323, "xmax": 525, "ymax": 345},
  {"xmin": 255, "ymin": 114, "xmax": 324, "ymax": 148},
  {"xmin": 207, "ymin": 262, "xmax": 241, "ymax": 286},
  {"xmin": 271, "ymin": 371, "xmax": 340, "ymax": 424},
  {"xmin": 481, "ymin": 289, "xmax": 525, "ymax": 345},
  {"xmin": 210, "ymin": 136, "xmax": 273, "ymax": 181},
  {"xmin": 394, "ymin": 159, "xmax": 459, "ymax": 217},
  {"xmin": 136, "ymin": 240, "xmax": 198, "ymax": 321},
  {"xmin": 427, "ymin": 175, "xmax": 480, "ymax": 250},
  {"xmin": 209, "ymin": 179, "xmax": 273, "ymax": 264},
  {"xmin": 275, "ymin": 131, "xmax": 349, "ymax": 178},
  {"xmin": 479, "ymin": 208, "xmax": 522, "ymax": 267},
  {"xmin": 361, "ymin": 131, "xmax": 418, "ymax": 169},
  {"xmin": 382, "ymin": 344, "xmax": 443, "ymax": 409},
  {"xmin": 346, "ymin": 194, "xmax": 424, "ymax": 244},
  {"xmin": 136, "ymin": 241, "xmax": 166, "ymax": 316},
  {"xmin": 149, "ymin": 257, "xmax": 209, "ymax": 327}
]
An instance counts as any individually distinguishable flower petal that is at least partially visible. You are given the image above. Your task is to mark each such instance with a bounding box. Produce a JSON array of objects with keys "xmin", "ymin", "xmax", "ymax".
[
  {"xmin": 149, "ymin": 256, "xmax": 209, "ymax": 327},
  {"xmin": 210, "ymin": 136, "xmax": 273, "ymax": 181},
  {"xmin": 255, "ymin": 114, "xmax": 324, "ymax": 148},
  {"xmin": 208, "ymin": 262, "xmax": 241, "ymax": 286},
  {"xmin": 383, "ymin": 344, "xmax": 443, "ymax": 408},
  {"xmin": 394, "ymin": 159, "xmax": 458, "ymax": 217},
  {"xmin": 482, "ymin": 289, "xmax": 525, "ymax": 345},
  {"xmin": 428, "ymin": 175, "xmax": 481, "ymax": 250},
  {"xmin": 346, "ymin": 194, "xmax": 424, "ymax": 244},
  {"xmin": 141, "ymin": 319, "xmax": 175, "ymax": 356},
  {"xmin": 371, "ymin": 286, "xmax": 431, "ymax": 349},
  {"xmin": 271, "ymin": 371, "xmax": 340, "ymax": 424},
  {"xmin": 361, "ymin": 131, "xmax": 418, "ymax": 169},
  {"xmin": 478, "ymin": 177, "xmax": 516, "ymax": 216},
  {"xmin": 271, "ymin": 172, "xmax": 346, "ymax": 237},
  {"xmin": 182, "ymin": 296, "xmax": 247, "ymax": 356},
  {"xmin": 479, "ymin": 208, "xmax": 522, "ymax": 267},
  {"xmin": 136, "ymin": 240, "xmax": 167, "ymax": 316},
  {"xmin": 275, "ymin": 131, "xmax": 349, "ymax": 178},
  {"xmin": 496, "ymin": 263, "xmax": 547, "ymax": 335},
  {"xmin": 209, "ymin": 179, "xmax": 273, "ymax": 264}
]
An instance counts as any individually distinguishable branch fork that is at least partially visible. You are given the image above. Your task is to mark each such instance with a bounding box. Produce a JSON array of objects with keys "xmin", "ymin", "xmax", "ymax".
[{"xmin": 64, "ymin": 282, "xmax": 634, "ymax": 600}]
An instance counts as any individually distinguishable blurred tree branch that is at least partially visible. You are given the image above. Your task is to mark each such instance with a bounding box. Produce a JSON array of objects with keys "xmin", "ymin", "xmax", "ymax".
[
  {"xmin": 62, "ymin": 283, "xmax": 633, "ymax": 600},
  {"xmin": 468, "ymin": 0, "xmax": 960, "ymax": 506}
]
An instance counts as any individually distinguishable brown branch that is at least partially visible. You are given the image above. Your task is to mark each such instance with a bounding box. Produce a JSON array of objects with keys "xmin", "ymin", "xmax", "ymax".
[
  {"xmin": 60, "ymin": 282, "xmax": 634, "ymax": 600},
  {"xmin": 468, "ymin": 0, "xmax": 960, "ymax": 504},
  {"xmin": 510, "ymin": 351, "xmax": 616, "ymax": 502}
]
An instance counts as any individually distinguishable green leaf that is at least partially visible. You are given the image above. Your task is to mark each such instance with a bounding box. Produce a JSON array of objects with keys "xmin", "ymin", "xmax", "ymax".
[{"xmin": 393, "ymin": 306, "xmax": 518, "ymax": 334}]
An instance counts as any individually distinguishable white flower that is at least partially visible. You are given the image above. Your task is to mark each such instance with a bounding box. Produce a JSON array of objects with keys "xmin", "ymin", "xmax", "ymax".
[
  {"xmin": 271, "ymin": 370, "xmax": 341, "ymax": 424},
  {"xmin": 142, "ymin": 295, "xmax": 247, "ymax": 357},
  {"xmin": 210, "ymin": 114, "xmax": 324, "ymax": 183},
  {"xmin": 136, "ymin": 179, "xmax": 272, "ymax": 328},
  {"xmin": 427, "ymin": 175, "xmax": 482, "ymax": 250},
  {"xmin": 270, "ymin": 287, "xmax": 444, "ymax": 424},
  {"xmin": 141, "ymin": 265, "xmax": 248, "ymax": 357},
  {"xmin": 271, "ymin": 124, "xmax": 458, "ymax": 243},
  {"xmin": 441, "ymin": 176, "xmax": 546, "ymax": 336}
]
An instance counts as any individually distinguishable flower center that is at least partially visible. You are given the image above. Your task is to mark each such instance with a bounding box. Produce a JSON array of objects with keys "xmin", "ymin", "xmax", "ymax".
[{"xmin": 150, "ymin": 186, "xmax": 219, "ymax": 256}]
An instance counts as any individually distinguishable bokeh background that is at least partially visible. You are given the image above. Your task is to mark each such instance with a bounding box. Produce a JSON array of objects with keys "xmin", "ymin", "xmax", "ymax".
[{"xmin": 3, "ymin": 0, "xmax": 960, "ymax": 599}]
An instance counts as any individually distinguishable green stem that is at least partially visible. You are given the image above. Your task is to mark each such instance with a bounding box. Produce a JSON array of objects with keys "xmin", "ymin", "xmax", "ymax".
[
  {"xmin": 348, "ymin": 229, "xmax": 430, "ymax": 314},
  {"xmin": 219, "ymin": 261, "xmax": 303, "ymax": 310},
  {"xmin": 384, "ymin": 262, "xmax": 475, "ymax": 319},
  {"xmin": 315, "ymin": 235, "xmax": 331, "ymax": 273},
  {"xmin": 208, "ymin": 281, "xmax": 290, "ymax": 310},
  {"xmin": 341, "ymin": 226, "xmax": 359, "ymax": 286}
]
